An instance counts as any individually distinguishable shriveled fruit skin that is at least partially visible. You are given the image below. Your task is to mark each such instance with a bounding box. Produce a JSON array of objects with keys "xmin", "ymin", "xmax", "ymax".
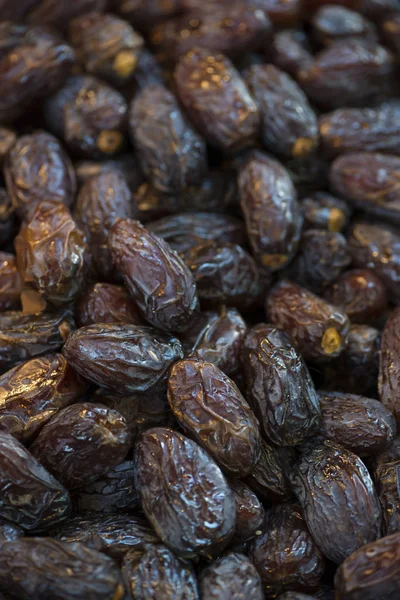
[
  {"xmin": 245, "ymin": 439, "xmax": 296, "ymax": 503},
  {"xmin": 334, "ymin": 532, "xmax": 400, "ymax": 600},
  {"xmin": 63, "ymin": 324, "xmax": 183, "ymax": 395},
  {"xmin": 241, "ymin": 324, "xmax": 320, "ymax": 446},
  {"xmin": 371, "ymin": 438, "xmax": 400, "ymax": 536},
  {"xmin": 168, "ymin": 358, "xmax": 261, "ymax": 476},
  {"xmin": 199, "ymin": 553, "xmax": 263, "ymax": 600},
  {"xmin": 109, "ymin": 219, "xmax": 198, "ymax": 333},
  {"xmin": 290, "ymin": 441, "xmax": 382, "ymax": 564},
  {"xmin": 134, "ymin": 427, "xmax": 236, "ymax": 558},
  {"xmin": 266, "ymin": 280, "xmax": 349, "ymax": 362},
  {"xmin": 230, "ymin": 480, "xmax": 265, "ymax": 543},
  {"xmin": 174, "ymin": 47, "xmax": 260, "ymax": 152},
  {"xmin": 76, "ymin": 283, "xmax": 143, "ymax": 327},
  {"xmin": 238, "ymin": 152, "xmax": 302, "ymax": 271},
  {"xmin": 123, "ymin": 543, "xmax": 199, "ymax": 600},
  {"xmin": 379, "ymin": 307, "xmax": 400, "ymax": 426},
  {"xmin": 248, "ymin": 503, "xmax": 325, "ymax": 598}
]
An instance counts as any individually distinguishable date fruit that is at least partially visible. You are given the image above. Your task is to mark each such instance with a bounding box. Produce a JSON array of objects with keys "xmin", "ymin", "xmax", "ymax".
[
  {"xmin": 301, "ymin": 192, "xmax": 351, "ymax": 233},
  {"xmin": 200, "ymin": 553, "xmax": 263, "ymax": 600},
  {"xmin": 379, "ymin": 307, "xmax": 400, "ymax": 425},
  {"xmin": 230, "ymin": 480, "xmax": 265, "ymax": 543},
  {"xmin": 76, "ymin": 283, "xmax": 143, "ymax": 327}
]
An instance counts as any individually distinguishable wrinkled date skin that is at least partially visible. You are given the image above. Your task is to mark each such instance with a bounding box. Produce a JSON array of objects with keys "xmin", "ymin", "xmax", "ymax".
[
  {"xmin": 129, "ymin": 84, "xmax": 207, "ymax": 194},
  {"xmin": 73, "ymin": 460, "xmax": 139, "ymax": 514},
  {"xmin": 55, "ymin": 512, "xmax": 158, "ymax": 560},
  {"xmin": 318, "ymin": 392, "xmax": 396, "ymax": 456},
  {"xmin": 147, "ymin": 212, "xmax": 247, "ymax": 257},
  {"xmin": 134, "ymin": 427, "xmax": 236, "ymax": 558},
  {"xmin": 245, "ymin": 64, "xmax": 318, "ymax": 159},
  {"xmin": 76, "ymin": 283, "xmax": 143, "ymax": 327},
  {"xmin": 319, "ymin": 104, "xmax": 400, "ymax": 158},
  {"xmin": 229, "ymin": 480, "xmax": 265, "ymax": 543},
  {"xmin": 371, "ymin": 438, "xmax": 400, "ymax": 536},
  {"xmin": 290, "ymin": 441, "xmax": 382, "ymax": 564},
  {"xmin": 63, "ymin": 324, "xmax": 183, "ymax": 395},
  {"xmin": 30, "ymin": 402, "xmax": 131, "ymax": 489},
  {"xmin": 45, "ymin": 75, "xmax": 128, "ymax": 159},
  {"xmin": 248, "ymin": 503, "xmax": 325, "ymax": 598},
  {"xmin": 348, "ymin": 222, "xmax": 400, "ymax": 304},
  {"xmin": 311, "ymin": 5, "xmax": 376, "ymax": 47},
  {"xmin": 0, "ymin": 432, "xmax": 71, "ymax": 531},
  {"xmin": 0, "ymin": 353, "xmax": 86, "ymax": 444},
  {"xmin": 109, "ymin": 219, "xmax": 198, "ymax": 333},
  {"xmin": 0, "ymin": 538, "xmax": 124, "ymax": 600},
  {"xmin": 266, "ymin": 280, "xmax": 350, "ymax": 362},
  {"xmin": 270, "ymin": 29, "xmax": 313, "ymax": 78},
  {"xmin": 0, "ymin": 253, "xmax": 21, "ymax": 312},
  {"xmin": 238, "ymin": 152, "xmax": 302, "ymax": 271},
  {"xmin": 182, "ymin": 307, "xmax": 247, "ymax": 378},
  {"xmin": 241, "ymin": 324, "xmax": 321, "ymax": 446},
  {"xmin": 0, "ymin": 22, "xmax": 75, "ymax": 124},
  {"xmin": 174, "ymin": 47, "xmax": 260, "ymax": 152},
  {"xmin": 245, "ymin": 439, "xmax": 296, "ymax": 503},
  {"xmin": 5, "ymin": 131, "xmax": 76, "ymax": 220},
  {"xmin": 167, "ymin": 358, "xmax": 261, "ymax": 476},
  {"xmin": 74, "ymin": 170, "xmax": 135, "ymax": 281},
  {"xmin": 330, "ymin": 152, "xmax": 400, "ymax": 224},
  {"xmin": 0, "ymin": 310, "xmax": 72, "ymax": 372},
  {"xmin": 200, "ymin": 553, "xmax": 264, "ymax": 600},
  {"xmin": 298, "ymin": 39, "xmax": 395, "ymax": 109},
  {"xmin": 182, "ymin": 241, "xmax": 261, "ymax": 309},
  {"xmin": 324, "ymin": 268, "xmax": 388, "ymax": 325},
  {"xmin": 15, "ymin": 201, "xmax": 89, "ymax": 306},
  {"xmin": 301, "ymin": 192, "xmax": 352, "ymax": 233},
  {"xmin": 69, "ymin": 12, "xmax": 144, "ymax": 86},
  {"xmin": 334, "ymin": 532, "xmax": 400, "ymax": 600},
  {"xmin": 123, "ymin": 543, "xmax": 199, "ymax": 600},
  {"xmin": 379, "ymin": 307, "xmax": 400, "ymax": 426}
]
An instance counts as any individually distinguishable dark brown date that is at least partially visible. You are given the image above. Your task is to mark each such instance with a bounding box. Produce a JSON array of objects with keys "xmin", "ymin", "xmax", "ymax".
[
  {"xmin": 73, "ymin": 460, "xmax": 139, "ymax": 514},
  {"xmin": 311, "ymin": 5, "xmax": 376, "ymax": 47},
  {"xmin": 147, "ymin": 212, "xmax": 246, "ymax": 256},
  {"xmin": 379, "ymin": 307, "xmax": 400, "ymax": 426},
  {"xmin": 5, "ymin": 131, "xmax": 76, "ymax": 220},
  {"xmin": 0, "ymin": 189, "xmax": 16, "ymax": 250},
  {"xmin": 76, "ymin": 283, "xmax": 143, "ymax": 327},
  {"xmin": 181, "ymin": 307, "xmax": 246, "ymax": 378},
  {"xmin": 55, "ymin": 512, "xmax": 158, "ymax": 560},
  {"xmin": 123, "ymin": 543, "xmax": 199, "ymax": 600},
  {"xmin": 134, "ymin": 427, "xmax": 236, "ymax": 558},
  {"xmin": 301, "ymin": 191, "xmax": 351, "ymax": 233},
  {"xmin": 74, "ymin": 170, "xmax": 135, "ymax": 281},
  {"xmin": 319, "ymin": 103, "xmax": 400, "ymax": 158},
  {"xmin": 246, "ymin": 439, "xmax": 296, "ymax": 503},
  {"xmin": 324, "ymin": 269, "xmax": 387, "ymax": 325},
  {"xmin": 290, "ymin": 441, "xmax": 382, "ymax": 563},
  {"xmin": 30, "ymin": 402, "xmax": 131, "ymax": 489},
  {"xmin": 0, "ymin": 310, "xmax": 72, "ymax": 372},
  {"xmin": 286, "ymin": 229, "xmax": 350, "ymax": 294},
  {"xmin": 109, "ymin": 219, "xmax": 198, "ymax": 332},
  {"xmin": 174, "ymin": 47, "xmax": 260, "ymax": 152},
  {"xmin": 168, "ymin": 358, "xmax": 261, "ymax": 476},
  {"xmin": 371, "ymin": 437, "xmax": 400, "ymax": 535},
  {"xmin": 15, "ymin": 201, "xmax": 89, "ymax": 306},
  {"xmin": 230, "ymin": 480, "xmax": 265, "ymax": 543},
  {"xmin": 298, "ymin": 39, "xmax": 395, "ymax": 109},
  {"xmin": 200, "ymin": 553, "xmax": 263, "ymax": 600},
  {"xmin": 270, "ymin": 29, "xmax": 313, "ymax": 77},
  {"xmin": 249, "ymin": 503, "xmax": 325, "ymax": 597},
  {"xmin": 0, "ymin": 22, "xmax": 75, "ymax": 123},
  {"xmin": 334, "ymin": 532, "xmax": 400, "ymax": 600},
  {"xmin": 245, "ymin": 64, "xmax": 318, "ymax": 159},
  {"xmin": 27, "ymin": 0, "xmax": 107, "ymax": 31},
  {"xmin": 45, "ymin": 75, "xmax": 127, "ymax": 159},
  {"xmin": 0, "ymin": 432, "xmax": 71, "ymax": 531},
  {"xmin": 266, "ymin": 280, "xmax": 349, "ymax": 362},
  {"xmin": 330, "ymin": 152, "xmax": 400, "ymax": 224},
  {"xmin": 129, "ymin": 84, "xmax": 207, "ymax": 193},
  {"xmin": 0, "ymin": 537, "xmax": 124, "ymax": 600},
  {"xmin": 0, "ymin": 253, "xmax": 21, "ymax": 312},
  {"xmin": 63, "ymin": 324, "xmax": 183, "ymax": 394},
  {"xmin": 0, "ymin": 353, "xmax": 86, "ymax": 444},
  {"xmin": 116, "ymin": 0, "xmax": 180, "ymax": 30},
  {"xmin": 238, "ymin": 151, "xmax": 302, "ymax": 270},
  {"xmin": 241, "ymin": 324, "xmax": 320, "ymax": 446},
  {"xmin": 318, "ymin": 392, "xmax": 396, "ymax": 456},
  {"xmin": 182, "ymin": 241, "xmax": 260, "ymax": 309},
  {"xmin": 69, "ymin": 12, "xmax": 143, "ymax": 86}
]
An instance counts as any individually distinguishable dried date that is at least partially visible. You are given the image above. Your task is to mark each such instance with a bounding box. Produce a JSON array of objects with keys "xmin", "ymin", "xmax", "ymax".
[
  {"xmin": 379, "ymin": 307, "xmax": 400, "ymax": 426},
  {"xmin": 371, "ymin": 437, "xmax": 400, "ymax": 535},
  {"xmin": 230, "ymin": 480, "xmax": 265, "ymax": 543},
  {"xmin": 311, "ymin": 5, "xmax": 376, "ymax": 47},
  {"xmin": 301, "ymin": 192, "xmax": 351, "ymax": 233},
  {"xmin": 245, "ymin": 439, "xmax": 296, "ymax": 503},
  {"xmin": 0, "ymin": 253, "xmax": 21, "ymax": 312},
  {"xmin": 134, "ymin": 427, "xmax": 236, "ymax": 558},
  {"xmin": 270, "ymin": 29, "xmax": 313, "ymax": 77},
  {"xmin": 76, "ymin": 283, "xmax": 143, "ymax": 327},
  {"xmin": 200, "ymin": 553, "xmax": 263, "ymax": 600}
]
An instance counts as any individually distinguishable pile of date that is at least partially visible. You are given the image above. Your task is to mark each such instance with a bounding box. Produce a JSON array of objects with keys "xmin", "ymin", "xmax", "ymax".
[{"xmin": 0, "ymin": 0, "xmax": 400, "ymax": 598}]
